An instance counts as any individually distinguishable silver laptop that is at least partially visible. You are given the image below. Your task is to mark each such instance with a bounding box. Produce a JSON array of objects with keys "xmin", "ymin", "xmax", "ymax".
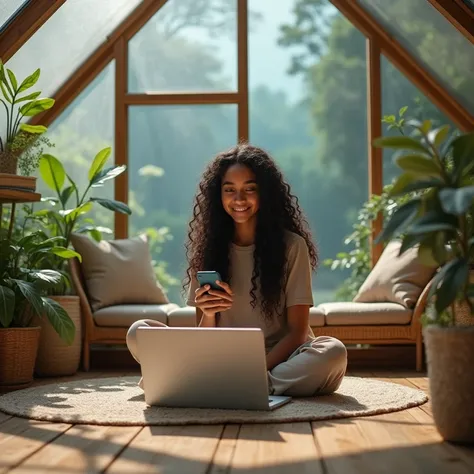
[{"xmin": 136, "ymin": 326, "xmax": 292, "ymax": 411}]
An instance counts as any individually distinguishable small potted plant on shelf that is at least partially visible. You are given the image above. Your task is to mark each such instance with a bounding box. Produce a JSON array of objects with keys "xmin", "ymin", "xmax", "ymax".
[
  {"xmin": 0, "ymin": 60, "xmax": 54, "ymax": 189},
  {"xmin": 23, "ymin": 146, "xmax": 131, "ymax": 376},
  {"xmin": 373, "ymin": 112, "xmax": 474, "ymax": 444},
  {"xmin": 0, "ymin": 222, "xmax": 79, "ymax": 390}
]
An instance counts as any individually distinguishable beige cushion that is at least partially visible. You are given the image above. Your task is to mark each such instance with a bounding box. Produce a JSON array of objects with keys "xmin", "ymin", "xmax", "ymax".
[
  {"xmin": 318, "ymin": 302, "xmax": 412, "ymax": 326},
  {"xmin": 309, "ymin": 307, "xmax": 325, "ymax": 327},
  {"xmin": 94, "ymin": 303, "xmax": 179, "ymax": 327},
  {"xmin": 167, "ymin": 306, "xmax": 325, "ymax": 328},
  {"xmin": 71, "ymin": 233, "xmax": 169, "ymax": 312},
  {"xmin": 168, "ymin": 306, "xmax": 197, "ymax": 327},
  {"xmin": 353, "ymin": 240, "xmax": 436, "ymax": 309}
]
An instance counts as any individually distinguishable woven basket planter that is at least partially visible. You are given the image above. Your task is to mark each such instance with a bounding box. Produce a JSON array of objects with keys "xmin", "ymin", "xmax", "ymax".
[
  {"xmin": 0, "ymin": 151, "xmax": 18, "ymax": 174},
  {"xmin": 424, "ymin": 325, "xmax": 474, "ymax": 444},
  {"xmin": 0, "ymin": 327, "xmax": 41, "ymax": 389},
  {"xmin": 34, "ymin": 296, "xmax": 82, "ymax": 377}
]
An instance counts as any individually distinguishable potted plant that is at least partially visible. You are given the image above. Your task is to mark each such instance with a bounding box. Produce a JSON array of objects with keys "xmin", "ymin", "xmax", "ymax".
[
  {"xmin": 0, "ymin": 61, "xmax": 54, "ymax": 183},
  {"xmin": 0, "ymin": 224, "xmax": 79, "ymax": 390},
  {"xmin": 24, "ymin": 146, "xmax": 131, "ymax": 376},
  {"xmin": 373, "ymin": 114, "xmax": 474, "ymax": 443}
]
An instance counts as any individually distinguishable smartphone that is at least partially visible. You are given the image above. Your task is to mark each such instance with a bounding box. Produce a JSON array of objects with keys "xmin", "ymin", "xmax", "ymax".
[{"xmin": 196, "ymin": 271, "xmax": 223, "ymax": 291}]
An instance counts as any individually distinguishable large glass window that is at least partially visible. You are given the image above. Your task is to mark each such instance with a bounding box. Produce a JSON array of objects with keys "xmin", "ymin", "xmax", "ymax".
[
  {"xmin": 6, "ymin": 0, "xmax": 143, "ymax": 97},
  {"xmin": 128, "ymin": 105, "xmax": 237, "ymax": 303},
  {"xmin": 34, "ymin": 62, "xmax": 115, "ymax": 230},
  {"xmin": 358, "ymin": 0, "xmax": 474, "ymax": 114},
  {"xmin": 249, "ymin": 0, "xmax": 368, "ymax": 303},
  {"xmin": 128, "ymin": 0, "xmax": 237, "ymax": 93}
]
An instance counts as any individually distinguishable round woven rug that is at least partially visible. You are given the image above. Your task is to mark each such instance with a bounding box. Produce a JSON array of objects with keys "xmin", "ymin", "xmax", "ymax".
[{"xmin": 0, "ymin": 376, "xmax": 427, "ymax": 426}]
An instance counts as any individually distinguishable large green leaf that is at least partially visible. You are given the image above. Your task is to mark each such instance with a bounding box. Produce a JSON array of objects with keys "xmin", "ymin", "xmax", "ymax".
[
  {"xmin": 451, "ymin": 132, "xmax": 474, "ymax": 181},
  {"xmin": 28, "ymin": 270, "xmax": 63, "ymax": 285},
  {"xmin": 0, "ymin": 81, "xmax": 12, "ymax": 103},
  {"xmin": 51, "ymin": 247, "xmax": 82, "ymax": 262},
  {"xmin": 88, "ymin": 147, "xmax": 112, "ymax": 182},
  {"xmin": 439, "ymin": 186, "xmax": 474, "ymax": 215},
  {"xmin": 41, "ymin": 297, "xmax": 76, "ymax": 345},
  {"xmin": 375, "ymin": 199, "xmax": 420, "ymax": 244},
  {"xmin": 60, "ymin": 185, "xmax": 75, "ymax": 207},
  {"xmin": 90, "ymin": 197, "xmax": 132, "ymax": 215},
  {"xmin": 39, "ymin": 154, "xmax": 65, "ymax": 193},
  {"xmin": 12, "ymin": 280, "xmax": 44, "ymax": 317},
  {"xmin": 432, "ymin": 258, "xmax": 469, "ymax": 314},
  {"xmin": 60, "ymin": 201, "xmax": 93, "ymax": 223},
  {"xmin": 395, "ymin": 155, "xmax": 442, "ymax": 178},
  {"xmin": 0, "ymin": 63, "xmax": 13, "ymax": 97},
  {"xmin": 20, "ymin": 124, "xmax": 47, "ymax": 134},
  {"xmin": 18, "ymin": 68, "xmax": 40, "ymax": 93},
  {"xmin": 90, "ymin": 165, "xmax": 127, "ymax": 186},
  {"xmin": 0, "ymin": 285, "xmax": 15, "ymax": 327},
  {"xmin": 408, "ymin": 211, "xmax": 457, "ymax": 235},
  {"xmin": 428, "ymin": 125, "xmax": 450, "ymax": 149},
  {"xmin": 399, "ymin": 233, "xmax": 425, "ymax": 256},
  {"xmin": 20, "ymin": 98, "xmax": 55, "ymax": 117},
  {"xmin": 373, "ymin": 136, "xmax": 429, "ymax": 154},
  {"xmin": 15, "ymin": 90, "xmax": 41, "ymax": 103},
  {"xmin": 390, "ymin": 175, "xmax": 443, "ymax": 197},
  {"xmin": 6, "ymin": 69, "xmax": 18, "ymax": 91}
]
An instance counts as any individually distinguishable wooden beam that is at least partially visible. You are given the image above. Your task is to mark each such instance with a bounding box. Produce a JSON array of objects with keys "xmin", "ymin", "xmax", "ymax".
[
  {"xmin": 124, "ymin": 92, "xmax": 239, "ymax": 105},
  {"xmin": 0, "ymin": 0, "xmax": 66, "ymax": 61},
  {"xmin": 237, "ymin": 0, "xmax": 249, "ymax": 142},
  {"xmin": 427, "ymin": 0, "xmax": 474, "ymax": 45},
  {"xmin": 30, "ymin": 0, "xmax": 170, "ymax": 128},
  {"xmin": 330, "ymin": 0, "xmax": 474, "ymax": 132},
  {"xmin": 366, "ymin": 38, "xmax": 383, "ymax": 266},
  {"xmin": 114, "ymin": 37, "xmax": 128, "ymax": 240}
]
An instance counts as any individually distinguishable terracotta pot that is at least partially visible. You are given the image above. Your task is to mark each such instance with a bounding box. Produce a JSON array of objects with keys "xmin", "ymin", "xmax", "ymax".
[
  {"xmin": 0, "ymin": 151, "xmax": 18, "ymax": 174},
  {"xmin": 34, "ymin": 295, "xmax": 82, "ymax": 377},
  {"xmin": 424, "ymin": 325, "xmax": 474, "ymax": 444},
  {"xmin": 0, "ymin": 327, "xmax": 41, "ymax": 391}
]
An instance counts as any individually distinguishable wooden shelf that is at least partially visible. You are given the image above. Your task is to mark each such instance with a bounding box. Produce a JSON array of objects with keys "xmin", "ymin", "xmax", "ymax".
[{"xmin": 0, "ymin": 189, "xmax": 41, "ymax": 204}]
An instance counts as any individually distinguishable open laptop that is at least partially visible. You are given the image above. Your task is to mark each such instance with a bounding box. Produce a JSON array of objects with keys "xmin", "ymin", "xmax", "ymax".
[{"xmin": 136, "ymin": 326, "xmax": 292, "ymax": 411}]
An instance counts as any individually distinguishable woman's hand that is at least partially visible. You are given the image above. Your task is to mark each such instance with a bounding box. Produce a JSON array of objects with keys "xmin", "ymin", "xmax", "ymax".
[{"xmin": 194, "ymin": 280, "xmax": 233, "ymax": 318}]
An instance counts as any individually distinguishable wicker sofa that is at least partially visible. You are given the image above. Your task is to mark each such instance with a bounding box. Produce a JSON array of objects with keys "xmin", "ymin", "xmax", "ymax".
[
  {"xmin": 70, "ymin": 236, "xmax": 436, "ymax": 372},
  {"xmin": 166, "ymin": 278, "xmax": 433, "ymax": 371}
]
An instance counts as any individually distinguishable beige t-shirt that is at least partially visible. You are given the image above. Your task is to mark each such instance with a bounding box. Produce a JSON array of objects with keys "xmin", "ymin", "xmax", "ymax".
[{"xmin": 186, "ymin": 231, "xmax": 315, "ymax": 352}]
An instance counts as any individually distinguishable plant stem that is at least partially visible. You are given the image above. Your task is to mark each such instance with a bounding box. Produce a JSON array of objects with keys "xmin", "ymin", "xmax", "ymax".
[
  {"xmin": 8, "ymin": 93, "xmax": 16, "ymax": 146},
  {"xmin": 1, "ymin": 99, "xmax": 10, "ymax": 145}
]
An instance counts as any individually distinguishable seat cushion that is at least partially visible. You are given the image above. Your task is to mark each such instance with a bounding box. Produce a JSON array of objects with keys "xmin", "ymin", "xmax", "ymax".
[
  {"xmin": 70, "ymin": 233, "xmax": 169, "ymax": 312},
  {"xmin": 167, "ymin": 306, "xmax": 325, "ymax": 328},
  {"xmin": 354, "ymin": 240, "xmax": 436, "ymax": 309},
  {"xmin": 317, "ymin": 302, "xmax": 412, "ymax": 326},
  {"xmin": 309, "ymin": 307, "xmax": 325, "ymax": 327},
  {"xmin": 94, "ymin": 304, "xmax": 179, "ymax": 327},
  {"xmin": 168, "ymin": 306, "xmax": 197, "ymax": 327}
]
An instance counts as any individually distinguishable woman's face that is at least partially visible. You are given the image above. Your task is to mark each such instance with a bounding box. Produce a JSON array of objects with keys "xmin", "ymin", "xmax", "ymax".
[{"xmin": 221, "ymin": 164, "xmax": 260, "ymax": 225}]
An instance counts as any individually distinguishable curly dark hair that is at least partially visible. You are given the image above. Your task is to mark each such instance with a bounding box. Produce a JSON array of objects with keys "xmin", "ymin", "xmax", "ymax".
[{"xmin": 184, "ymin": 143, "xmax": 318, "ymax": 321}]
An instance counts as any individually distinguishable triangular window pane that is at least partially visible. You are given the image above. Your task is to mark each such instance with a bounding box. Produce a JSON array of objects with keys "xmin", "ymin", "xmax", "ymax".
[
  {"xmin": 358, "ymin": 0, "xmax": 474, "ymax": 114},
  {"xmin": 6, "ymin": 0, "xmax": 143, "ymax": 97}
]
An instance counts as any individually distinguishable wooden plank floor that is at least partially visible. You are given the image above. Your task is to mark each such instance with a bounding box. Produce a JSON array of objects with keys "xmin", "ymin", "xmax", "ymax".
[{"xmin": 1, "ymin": 370, "xmax": 473, "ymax": 473}]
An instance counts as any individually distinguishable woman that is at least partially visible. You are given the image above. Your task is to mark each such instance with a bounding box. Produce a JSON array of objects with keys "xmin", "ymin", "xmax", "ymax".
[{"xmin": 127, "ymin": 143, "xmax": 347, "ymax": 397}]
